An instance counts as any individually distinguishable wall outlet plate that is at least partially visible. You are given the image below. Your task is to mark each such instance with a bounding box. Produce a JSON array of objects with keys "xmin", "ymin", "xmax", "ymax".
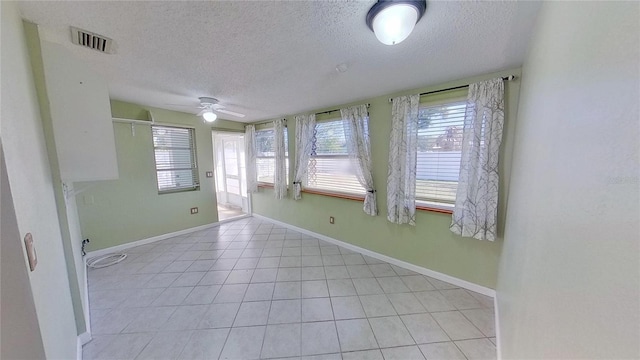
[{"xmin": 190, "ymin": 207, "xmax": 199, "ymax": 214}]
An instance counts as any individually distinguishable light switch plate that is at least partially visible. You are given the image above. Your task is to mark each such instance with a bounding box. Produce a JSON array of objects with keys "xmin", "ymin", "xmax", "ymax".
[
  {"xmin": 206, "ymin": 171, "xmax": 213, "ymax": 178},
  {"xmin": 24, "ymin": 233, "xmax": 37, "ymax": 271}
]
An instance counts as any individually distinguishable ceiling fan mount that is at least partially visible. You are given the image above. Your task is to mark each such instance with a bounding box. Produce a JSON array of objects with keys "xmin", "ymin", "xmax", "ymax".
[
  {"xmin": 199, "ymin": 97, "xmax": 219, "ymax": 107},
  {"xmin": 196, "ymin": 96, "xmax": 245, "ymax": 122}
]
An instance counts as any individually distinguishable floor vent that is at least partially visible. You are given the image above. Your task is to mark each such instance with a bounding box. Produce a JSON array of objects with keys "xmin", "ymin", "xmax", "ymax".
[{"xmin": 70, "ymin": 27, "xmax": 113, "ymax": 54}]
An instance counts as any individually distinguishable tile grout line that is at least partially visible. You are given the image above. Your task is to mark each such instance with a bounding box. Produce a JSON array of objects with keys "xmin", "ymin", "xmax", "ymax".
[
  {"xmin": 326, "ymin": 285, "xmax": 343, "ymax": 357},
  {"xmin": 215, "ymin": 221, "xmax": 250, "ymax": 360}
]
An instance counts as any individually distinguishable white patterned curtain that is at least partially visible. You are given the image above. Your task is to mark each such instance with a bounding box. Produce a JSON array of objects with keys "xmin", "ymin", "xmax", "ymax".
[
  {"xmin": 450, "ymin": 78, "xmax": 505, "ymax": 241},
  {"xmin": 387, "ymin": 95, "xmax": 420, "ymax": 225},
  {"xmin": 273, "ymin": 119, "xmax": 288, "ymax": 199},
  {"xmin": 341, "ymin": 105, "xmax": 377, "ymax": 216},
  {"xmin": 244, "ymin": 125, "xmax": 258, "ymax": 193},
  {"xmin": 292, "ymin": 114, "xmax": 316, "ymax": 200}
]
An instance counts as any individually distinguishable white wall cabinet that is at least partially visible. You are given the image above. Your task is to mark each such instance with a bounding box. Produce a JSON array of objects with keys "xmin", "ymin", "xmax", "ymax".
[{"xmin": 40, "ymin": 41, "xmax": 118, "ymax": 182}]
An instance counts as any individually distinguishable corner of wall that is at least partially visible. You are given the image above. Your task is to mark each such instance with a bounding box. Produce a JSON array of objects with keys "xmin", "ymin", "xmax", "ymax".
[
  {"xmin": 1, "ymin": 2, "xmax": 79, "ymax": 358},
  {"xmin": 23, "ymin": 17, "xmax": 88, "ymax": 335}
]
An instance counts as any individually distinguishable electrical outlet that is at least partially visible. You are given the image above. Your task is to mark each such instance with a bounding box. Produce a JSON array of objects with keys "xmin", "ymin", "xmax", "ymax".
[
  {"xmin": 190, "ymin": 207, "xmax": 199, "ymax": 214},
  {"xmin": 329, "ymin": 216, "xmax": 335, "ymax": 224}
]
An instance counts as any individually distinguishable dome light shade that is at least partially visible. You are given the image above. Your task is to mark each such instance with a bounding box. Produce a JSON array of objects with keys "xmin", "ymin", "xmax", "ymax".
[
  {"xmin": 202, "ymin": 111, "xmax": 217, "ymax": 122},
  {"xmin": 366, "ymin": 1, "xmax": 427, "ymax": 46}
]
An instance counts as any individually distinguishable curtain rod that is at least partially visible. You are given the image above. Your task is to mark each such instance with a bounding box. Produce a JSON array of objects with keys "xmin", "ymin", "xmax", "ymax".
[
  {"xmin": 248, "ymin": 118, "xmax": 287, "ymax": 127},
  {"xmin": 316, "ymin": 103, "xmax": 370, "ymax": 116},
  {"xmin": 388, "ymin": 75, "xmax": 516, "ymax": 103}
]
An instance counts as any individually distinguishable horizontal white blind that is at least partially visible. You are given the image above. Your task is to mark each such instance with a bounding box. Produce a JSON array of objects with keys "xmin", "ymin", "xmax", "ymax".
[
  {"xmin": 416, "ymin": 100, "xmax": 467, "ymax": 204},
  {"xmin": 306, "ymin": 119, "xmax": 365, "ymax": 195},
  {"xmin": 152, "ymin": 125, "xmax": 199, "ymax": 193},
  {"xmin": 255, "ymin": 128, "xmax": 288, "ymax": 184}
]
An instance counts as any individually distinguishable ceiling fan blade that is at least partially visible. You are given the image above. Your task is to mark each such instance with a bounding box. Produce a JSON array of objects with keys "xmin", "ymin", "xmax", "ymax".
[
  {"xmin": 216, "ymin": 108, "xmax": 246, "ymax": 118},
  {"xmin": 196, "ymin": 109, "xmax": 207, "ymax": 117}
]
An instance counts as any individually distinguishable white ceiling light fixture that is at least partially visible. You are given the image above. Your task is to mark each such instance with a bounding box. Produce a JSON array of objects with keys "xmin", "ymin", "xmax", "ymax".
[
  {"xmin": 196, "ymin": 97, "xmax": 245, "ymax": 122},
  {"xmin": 366, "ymin": 0, "xmax": 427, "ymax": 46},
  {"xmin": 202, "ymin": 110, "xmax": 217, "ymax": 122}
]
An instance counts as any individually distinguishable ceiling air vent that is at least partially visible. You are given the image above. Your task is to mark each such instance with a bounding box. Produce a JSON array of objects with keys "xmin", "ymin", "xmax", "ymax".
[{"xmin": 70, "ymin": 27, "xmax": 113, "ymax": 54}]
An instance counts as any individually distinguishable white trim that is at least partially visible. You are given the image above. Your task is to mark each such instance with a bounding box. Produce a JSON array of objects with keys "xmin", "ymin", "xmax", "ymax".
[
  {"xmin": 84, "ymin": 222, "xmax": 221, "ymax": 259},
  {"xmin": 112, "ymin": 117, "xmax": 154, "ymax": 125},
  {"xmin": 219, "ymin": 214, "xmax": 250, "ymax": 224},
  {"xmin": 77, "ymin": 337, "xmax": 81, "ymax": 360},
  {"xmin": 112, "ymin": 117, "xmax": 197, "ymax": 129},
  {"xmin": 494, "ymin": 295, "xmax": 502, "ymax": 360},
  {"xmin": 415, "ymin": 199, "xmax": 454, "ymax": 212},
  {"xmin": 252, "ymin": 213, "xmax": 496, "ymax": 297},
  {"xmin": 77, "ymin": 332, "xmax": 91, "ymax": 360},
  {"xmin": 83, "ymin": 262, "xmax": 91, "ymax": 335},
  {"xmin": 78, "ymin": 332, "xmax": 91, "ymax": 345}
]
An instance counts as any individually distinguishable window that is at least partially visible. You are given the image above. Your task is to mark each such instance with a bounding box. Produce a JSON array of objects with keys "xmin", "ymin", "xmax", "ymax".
[
  {"xmin": 416, "ymin": 99, "xmax": 467, "ymax": 207},
  {"xmin": 305, "ymin": 119, "xmax": 366, "ymax": 196},
  {"xmin": 152, "ymin": 125, "xmax": 199, "ymax": 193},
  {"xmin": 255, "ymin": 128, "xmax": 288, "ymax": 184}
]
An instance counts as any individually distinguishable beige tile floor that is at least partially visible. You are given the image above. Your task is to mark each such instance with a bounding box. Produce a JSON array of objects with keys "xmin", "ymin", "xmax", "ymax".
[{"xmin": 83, "ymin": 217, "xmax": 496, "ymax": 360}]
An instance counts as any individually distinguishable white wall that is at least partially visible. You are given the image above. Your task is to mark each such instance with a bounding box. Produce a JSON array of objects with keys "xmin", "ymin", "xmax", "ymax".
[
  {"xmin": 497, "ymin": 2, "xmax": 639, "ymax": 359},
  {"xmin": 0, "ymin": 2, "xmax": 78, "ymax": 359},
  {"xmin": 1, "ymin": 143, "xmax": 47, "ymax": 360},
  {"xmin": 64, "ymin": 182, "xmax": 90, "ymax": 334}
]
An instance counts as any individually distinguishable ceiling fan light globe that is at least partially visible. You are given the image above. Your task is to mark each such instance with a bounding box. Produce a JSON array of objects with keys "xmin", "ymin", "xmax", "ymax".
[
  {"xmin": 372, "ymin": 4, "xmax": 419, "ymax": 45},
  {"xmin": 203, "ymin": 111, "xmax": 217, "ymax": 122}
]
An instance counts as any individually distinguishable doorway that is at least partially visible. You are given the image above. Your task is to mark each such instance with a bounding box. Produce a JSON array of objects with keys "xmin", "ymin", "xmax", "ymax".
[{"xmin": 212, "ymin": 131, "xmax": 249, "ymax": 220}]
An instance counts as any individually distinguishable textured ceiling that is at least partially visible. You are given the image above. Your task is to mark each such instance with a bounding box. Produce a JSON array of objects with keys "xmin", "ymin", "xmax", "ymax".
[{"xmin": 19, "ymin": 1, "xmax": 541, "ymax": 122}]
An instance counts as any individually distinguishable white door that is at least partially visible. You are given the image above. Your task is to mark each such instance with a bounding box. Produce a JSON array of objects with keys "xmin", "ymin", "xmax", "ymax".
[{"xmin": 213, "ymin": 132, "xmax": 248, "ymax": 212}]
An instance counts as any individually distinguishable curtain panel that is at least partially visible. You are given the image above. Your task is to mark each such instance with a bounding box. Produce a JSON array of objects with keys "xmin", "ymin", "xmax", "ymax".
[
  {"xmin": 292, "ymin": 114, "xmax": 316, "ymax": 200},
  {"xmin": 273, "ymin": 119, "xmax": 288, "ymax": 199},
  {"xmin": 341, "ymin": 104, "xmax": 377, "ymax": 216},
  {"xmin": 244, "ymin": 125, "xmax": 258, "ymax": 193},
  {"xmin": 387, "ymin": 94, "xmax": 420, "ymax": 225},
  {"xmin": 450, "ymin": 78, "xmax": 505, "ymax": 241}
]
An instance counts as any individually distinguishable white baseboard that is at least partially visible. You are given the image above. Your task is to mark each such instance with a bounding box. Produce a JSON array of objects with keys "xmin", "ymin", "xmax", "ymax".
[
  {"xmin": 84, "ymin": 222, "xmax": 221, "ymax": 259},
  {"xmin": 77, "ymin": 337, "xmax": 81, "ymax": 360},
  {"xmin": 78, "ymin": 331, "xmax": 91, "ymax": 345},
  {"xmin": 219, "ymin": 214, "xmax": 251, "ymax": 224},
  {"xmin": 83, "ymin": 263, "xmax": 91, "ymax": 335},
  {"xmin": 494, "ymin": 295, "xmax": 502, "ymax": 359},
  {"xmin": 77, "ymin": 332, "xmax": 91, "ymax": 360},
  {"xmin": 252, "ymin": 213, "xmax": 496, "ymax": 298}
]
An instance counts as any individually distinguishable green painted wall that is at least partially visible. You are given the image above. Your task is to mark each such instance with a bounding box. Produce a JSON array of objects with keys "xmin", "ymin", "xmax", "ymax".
[
  {"xmin": 252, "ymin": 69, "xmax": 522, "ymax": 289},
  {"xmin": 76, "ymin": 100, "xmax": 240, "ymax": 251}
]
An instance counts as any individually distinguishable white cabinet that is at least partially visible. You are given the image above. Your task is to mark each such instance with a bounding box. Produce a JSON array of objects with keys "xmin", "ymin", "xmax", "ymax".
[{"xmin": 40, "ymin": 41, "xmax": 118, "ymax": 182}]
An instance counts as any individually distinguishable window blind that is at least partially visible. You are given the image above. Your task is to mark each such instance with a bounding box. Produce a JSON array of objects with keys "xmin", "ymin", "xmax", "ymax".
[
  {"xmin": 152, "ymin": 125, "xmax": 199, "ymax": 193},
  {"xmin": 305, "ymin": 119, "xmax": 365, "ymax": 196},
  {"xmin": 416, "ymin": 100, "xmax": 467, "ymax": 205},
  {"xmin": 255, "ymin": 128, "xmax": 288, "ymax": 184}
]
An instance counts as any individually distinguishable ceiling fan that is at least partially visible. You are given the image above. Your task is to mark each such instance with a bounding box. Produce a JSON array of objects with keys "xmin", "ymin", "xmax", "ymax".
[{"xmin": 196, "ymin": 97, "xmax": 246, "ymax": 122}]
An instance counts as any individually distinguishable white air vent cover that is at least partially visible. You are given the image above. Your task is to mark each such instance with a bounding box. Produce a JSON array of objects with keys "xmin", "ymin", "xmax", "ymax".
[{"xmin": 70, "ymin": 27, "xmax": 113, "ymax": 54}]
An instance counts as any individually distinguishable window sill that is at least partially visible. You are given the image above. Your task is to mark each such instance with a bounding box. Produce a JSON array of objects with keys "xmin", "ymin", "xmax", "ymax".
[
  {"xmin": 257, "ymin": 183, "xmax": 289, "ymax": 190},
  {"xmin": 302, "ymin": 188, "xmax": 365, "ymax": 202},
  {"xmin": 416, "ymin": 200, "xmax": 454, "ymax": 214},
  {"xmin": 158, "ymin": 186, "xmax": 200, "ymax": 195}
]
